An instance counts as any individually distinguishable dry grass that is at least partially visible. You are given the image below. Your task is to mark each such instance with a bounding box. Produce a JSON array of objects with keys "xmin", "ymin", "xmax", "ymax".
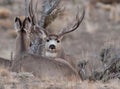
[
  {"xmin": 0, "ymin": 0, "xmax": 120, "ymax": 88},
  {"xmin": 0, "ymin": 67, "xmax": 119, "ymax": 89}
]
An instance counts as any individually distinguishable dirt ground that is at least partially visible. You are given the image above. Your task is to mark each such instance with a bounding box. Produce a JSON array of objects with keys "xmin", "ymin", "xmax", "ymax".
[{"xmin": 0, "ymin": 0, "xmax": 120, "ymax": 89}]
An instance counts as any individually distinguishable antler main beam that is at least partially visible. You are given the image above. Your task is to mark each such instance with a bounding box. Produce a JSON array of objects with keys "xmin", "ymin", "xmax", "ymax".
[
  {"xmin": 28, "ymin": 0, "xmax": 38, "ymax": 25},
  {"xmin": 58, "ymin": 8, "xmax": 85, "ymax": 37}
]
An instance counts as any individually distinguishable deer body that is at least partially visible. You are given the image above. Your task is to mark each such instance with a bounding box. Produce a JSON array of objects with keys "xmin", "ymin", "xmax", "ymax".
[
  {"xmin": 12, "ymin": 16, "xmax": 80, "ymax": 81},
  {"xmin": 12, "ymin": 54, "xmax": 80, "ymax": 81}
]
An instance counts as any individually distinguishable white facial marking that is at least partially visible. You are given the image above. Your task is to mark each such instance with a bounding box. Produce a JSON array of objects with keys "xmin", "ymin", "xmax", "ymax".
[
  {"xmin": 44, "ymin": 36, "xmax": 61, "ymax": 58},
  {"xmin": 48, "ymin": 40, "xmax": 57, "ymax": 46},
  {"xmin": 45, "ymin": 51, "xmax": 57, "ymax": 58}
]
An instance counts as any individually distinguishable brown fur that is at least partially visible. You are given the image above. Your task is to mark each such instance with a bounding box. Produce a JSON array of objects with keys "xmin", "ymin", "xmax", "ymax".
[
  {"xmin": 11, "ymin": 54, "xmax": 80, "ymax": 81},
  {"xmin": 14, "ymin": 17, "xmax": 31, "ymax": 59},
  {"xmin": 43, "ymin": 35, "xmax": 77, "ymax": 70},
  {"xmin": 14, "ymin": 30, "xmax": 30, "ymax": 58}
]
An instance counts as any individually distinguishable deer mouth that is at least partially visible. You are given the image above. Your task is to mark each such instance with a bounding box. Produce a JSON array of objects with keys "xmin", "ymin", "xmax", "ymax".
[{"xmin": 47, "ymin": 49, "xmax": 57, "ymax": 53}]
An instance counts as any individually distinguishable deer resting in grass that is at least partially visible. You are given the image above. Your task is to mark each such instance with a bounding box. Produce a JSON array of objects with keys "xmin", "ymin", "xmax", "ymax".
[
  {"xmin": 40, "ymin": 9, "xmax": 85, "ymax": 69},
  {"xmin": 11, "ymin": 16, "xmax": 80, "ymax": 81},
  {"xmin": 27, "ymin": 0, "xmax": 85, "ymax": 71}
]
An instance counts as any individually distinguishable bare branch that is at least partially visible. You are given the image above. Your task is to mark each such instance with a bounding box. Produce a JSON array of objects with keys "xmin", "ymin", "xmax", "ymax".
[
  {"xmin": 58, "ymin": 8, "xmax": 85, "ymax": 38},
  {"xmin": 44, "ymin": 7, "xmax": 64, "ymax": 28},
  {"xmin": 25, "ymin": 0, "xmax": 28, "ymax": 16},
  {"xmin": 39, "ymin": 0, "xmax": 61, "ymax": 28}
]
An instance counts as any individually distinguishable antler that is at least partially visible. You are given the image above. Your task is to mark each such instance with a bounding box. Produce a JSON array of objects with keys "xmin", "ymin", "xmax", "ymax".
[
  {"xmin": 58, "ymin": 8, "xmax": 85, "ymax": 38},
  {"xmin": 38, "ymin": 0, "xmax": 61, "ymax": 28},
  {"xmin": 28, "ymin": 0, "xmax": 38, "ymax": 25}
]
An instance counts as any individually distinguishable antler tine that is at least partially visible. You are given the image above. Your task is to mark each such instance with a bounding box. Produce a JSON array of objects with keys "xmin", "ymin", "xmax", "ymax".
[
  {"xmin": 58, "ymin": 8, "xmax": 85, "ymax": 37},
  {"xmin": 39, "ymin": 0, "xmax": 61, "ymax": 27},
  {"xmin": 28, "ymin": 0, "xmax": 33, "ymax": 23},
  {"xmin": 28, "ymin": 0, "xmax": 37, "ymax": 25},
  {"xmin": 25, "ymin": 0, "xmax": 28, "ymax": 16},
  {"xmin": 28, "ymin": 0, "xmax": 32, "ymax": 18}
]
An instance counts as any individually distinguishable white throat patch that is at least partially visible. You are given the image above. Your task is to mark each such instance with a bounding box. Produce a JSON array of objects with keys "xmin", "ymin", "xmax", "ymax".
[{"xmin": 45, "ymin": 51, "xmax": 57, "ymax": 58}]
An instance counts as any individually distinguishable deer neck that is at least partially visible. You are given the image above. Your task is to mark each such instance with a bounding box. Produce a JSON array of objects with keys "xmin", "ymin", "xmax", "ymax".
[
  {"xmin": 57, "ymin": 48, "xmax": 65, "ymax": 59},
  {"xmin": 15, "ymin": 31, "xmax": 29, "ymax": 57},
  {"xmin": 29, "ymin": 38, "xmax": 44, "ymax": 56}
]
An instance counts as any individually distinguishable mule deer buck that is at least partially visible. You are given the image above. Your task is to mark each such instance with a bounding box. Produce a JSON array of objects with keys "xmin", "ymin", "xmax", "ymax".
[
  {"xmin": 11, "ymin": 16, "xmax": 80, "ymax": 81},
  {"xmin": 40, "ymin": 9, "xmax": 85, "ymax": 69},
  {"xmin": 86, "ymin": 0, "xmax": 120, "ymax": 21},
  {"xmin": 27, "ymin": 0, "xmax": 85, "ymax": 70}
]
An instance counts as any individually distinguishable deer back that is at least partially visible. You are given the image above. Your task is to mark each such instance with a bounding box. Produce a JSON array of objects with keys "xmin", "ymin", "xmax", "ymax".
[{"xmin": 11, "ymin": 54, "xmax": 80, "ymax": 81}]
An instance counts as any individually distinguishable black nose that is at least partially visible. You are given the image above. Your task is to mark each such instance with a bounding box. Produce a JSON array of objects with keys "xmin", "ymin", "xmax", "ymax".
[{"xmin": 49, "ymin": 44, "xmax": 56, "ymax": 49}]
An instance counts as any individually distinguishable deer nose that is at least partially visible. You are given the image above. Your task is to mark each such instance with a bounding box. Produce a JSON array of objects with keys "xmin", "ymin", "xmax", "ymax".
[{"xmin": 49, "ymin": 44, "xmax": 56, "ymax": 49}]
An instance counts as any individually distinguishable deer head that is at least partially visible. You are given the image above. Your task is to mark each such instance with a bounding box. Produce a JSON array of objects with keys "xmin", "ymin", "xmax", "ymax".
[{"xmin": 39, "ymin": 8, "xmax": 85, "ymax": 57}]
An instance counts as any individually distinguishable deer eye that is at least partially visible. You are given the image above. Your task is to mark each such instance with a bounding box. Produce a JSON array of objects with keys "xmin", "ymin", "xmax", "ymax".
[
  {"xmin": 46, "ymin": 39, "xmax": 49, "ymax": 42},
  {"xmin": 57, "ymin": 40, "xmax": 60, "ymax": 43}
]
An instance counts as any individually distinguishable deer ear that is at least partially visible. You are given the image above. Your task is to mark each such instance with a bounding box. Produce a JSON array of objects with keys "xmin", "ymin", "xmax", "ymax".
[
  {"xmin": 23, "ymin": 17, "xmax": 31, "ymax": 31},
  {"xmin": 14, "ymin": 17, "xmax": 22, "ymax": 32}
]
